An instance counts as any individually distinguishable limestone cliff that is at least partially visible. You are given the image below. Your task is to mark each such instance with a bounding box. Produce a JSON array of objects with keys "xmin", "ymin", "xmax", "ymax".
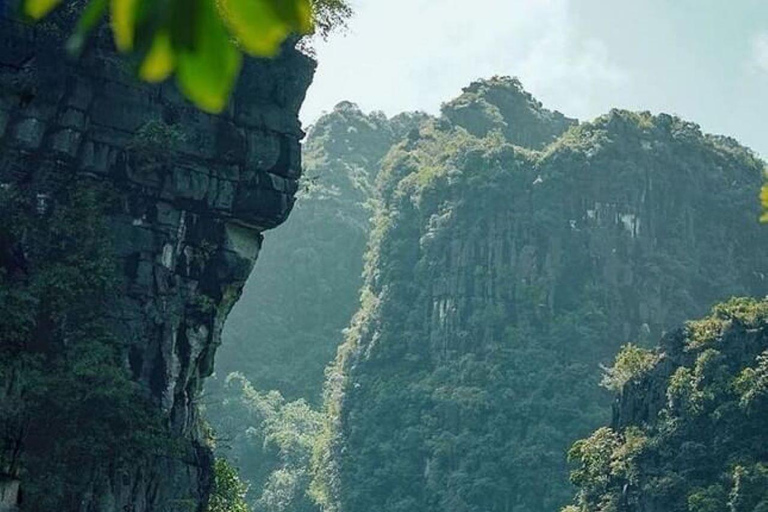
[
  {"xmin": 205, "ymin": 102, "xmax": 428, "ymax": 508},
  {"xmin": 312, "ymin": 82, "xmax": 768, "ymax": 512},
  {"xmin": 0, "ymin": 14, "xmax": 313, "ymax": 512},
  {"xmin": 214, "ymin": 101, "xmax": 427, "ymax": 402}
]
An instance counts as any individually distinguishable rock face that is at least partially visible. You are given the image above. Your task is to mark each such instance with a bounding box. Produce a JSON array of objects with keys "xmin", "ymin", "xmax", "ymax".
[
  {"xmin": 205, "ymin": 101, "xmax": 427, "ymax": 507},
  {"xmin": 214, "ymin": 101, "xmax": 428, "ymax": 402},
  {"xmin": 0, "ymin": 15, "xmax": 313, "ymax": 512},
  {"xmin": 312, "ymin": 84, "xmax": 768, "ymax": 512},
  {"xmin": 566, "ymin": 298, "xmax": 768, "ymax": 512}
]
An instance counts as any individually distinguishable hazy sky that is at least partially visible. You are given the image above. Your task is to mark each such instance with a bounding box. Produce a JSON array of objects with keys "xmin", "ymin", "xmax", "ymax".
[{"xmin": 301, "ymin": 0, "xmax": 768, "ymax": 157}]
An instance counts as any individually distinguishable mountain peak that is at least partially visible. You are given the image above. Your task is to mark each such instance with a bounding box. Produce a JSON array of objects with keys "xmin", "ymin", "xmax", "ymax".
[{"xmin": 441, "ymin": 76, "xmax": 577, "ymax": 149}]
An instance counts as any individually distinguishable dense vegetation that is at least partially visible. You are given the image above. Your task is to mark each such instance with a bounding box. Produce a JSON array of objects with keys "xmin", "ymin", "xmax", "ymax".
[
  {"xmin": 206, "ymin": 102, "xmax": 427, "ymax": 510},
  {"xmin": 0, "ymin": 171, "xmax": 176, "ymax": 510},
  {"xmin": 200, "ymin": 77, "xmax": 768, "ymax": 512},
  {"xmin": 565, "ymin": 298, "xmax": 768, "ymax": 512},
  {"xmin": 7, "ymin": 71, "xmax": 761, "ymax": 512},
  {"xmin": 441, "ymin": 76, "xmax": 576, "ymax": 148},
  {"xmin": 309, "ymin": 81, "xmax": 768, "ymax": 512},
  {"xmin": 199, "ymin": 78, "xmax": 768, "ymax": 512}
]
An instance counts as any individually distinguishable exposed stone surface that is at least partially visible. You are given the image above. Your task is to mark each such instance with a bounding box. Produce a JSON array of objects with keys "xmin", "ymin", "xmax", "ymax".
[
  {"xmin": 214, "ymin": 101, "xmax": 428, "ymax": 402},
  {"xmin": 0, "ymin": 15, "xmax": 313, "ymax": 512}
]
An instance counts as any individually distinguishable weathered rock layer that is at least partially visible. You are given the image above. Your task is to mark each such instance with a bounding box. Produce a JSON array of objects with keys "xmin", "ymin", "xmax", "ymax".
[{"xmin": 0, "ymin": 15, "xmax": 313, "ymax": 512}]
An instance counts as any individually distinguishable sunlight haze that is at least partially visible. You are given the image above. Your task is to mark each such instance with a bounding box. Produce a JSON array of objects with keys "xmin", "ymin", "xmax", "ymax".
[{"xmin": 302, "ymin": 0, "xmax": 768, "ymax": 157}]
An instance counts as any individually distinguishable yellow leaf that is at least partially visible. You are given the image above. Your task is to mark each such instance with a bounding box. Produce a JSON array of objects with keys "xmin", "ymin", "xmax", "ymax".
[
  {"xmin": 219, "ymin": 0, "xmax": 291, "ymax": 57},
  {"xmin": 111, "ymin": 0, "xmax": 140, "ymax": 51},
  {"xmin": 24, "ymin": 0, "xmax": 62, "ymax": 19},
  {"xmin": 139, "ymin": 31, "xmax": 175, "ymax": 82},
  {"xmin": 268, "ymin": 0, "xmax": 313, "ymax": 34},
  {"xmin": 294, "ymin": 0, "xmax": 314, "ymax": 34},
  {"xmin": 761, "ymin": 185, "xmax": 768, "ymax": 209}
]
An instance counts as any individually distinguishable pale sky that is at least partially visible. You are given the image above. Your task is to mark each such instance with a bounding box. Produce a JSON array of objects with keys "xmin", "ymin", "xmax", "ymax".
[{"xmin": 301, "ymin": 0, "xmax": 768, "ymax": 158}]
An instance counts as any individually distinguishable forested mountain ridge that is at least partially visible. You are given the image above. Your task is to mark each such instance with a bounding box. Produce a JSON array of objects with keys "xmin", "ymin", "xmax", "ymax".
[
  {"xmin": 204, "ymin": 77, "xmax": 767, "ymax": 512},
  {"xmin": 207, "ymin": 102, "xmax": 427, "ymax": 511},
  {"xmin": 213, "ymin": 101, "xmax": 428, "ymax": 402},
  {"xmin": 441, "ymin": 76, "xmax": 577, "ymax": 149},
  {"xmin": 310, "ymin": 84, "xmax": 768, "ymax": 512},
  {"xmin": 566, "ymin": 297, "xmax": 768, "ymax": 512}
]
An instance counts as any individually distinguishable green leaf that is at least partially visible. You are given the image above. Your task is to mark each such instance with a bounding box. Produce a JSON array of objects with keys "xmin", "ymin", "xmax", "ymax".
[
  {"xmin": 23, "ymin": 0, "xmax": 62, "ymax": 19},
  {"xmin": 66, "ymin": 0, "xmax": 109, "ymax": 55},
  {"xmin": 139, "ymin": 30, "xmax": 175, "ymax": 82},
  {"xmin": 271, "ymin": 0, "xmax": 314, "ymax": 34},
  {"xmin": 111, "ymin": 0, "xmax": 141, "ymax": 51},
  {"xmin": 176, "ymin": 0, "xmax": 242, "ymax": 113},
  {"xmin": 219, "ymin": 0, "xmax": 311, "ymax": 57},
  {"xmin": 169, "ymin": 0, "xmax": 197, "ymax": 50}
]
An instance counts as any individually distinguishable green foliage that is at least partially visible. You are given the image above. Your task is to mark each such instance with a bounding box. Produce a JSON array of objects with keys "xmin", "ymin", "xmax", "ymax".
[
  {"xmin": 128, "ymin": 118, "xmax": 187, "ymax": 168},
  {"xmin": 440, "ymin": 76, "xmax": 576, "ymax": 149},
  {"xmin": 0, "ymin": 174, "xmax": 177, "ymax": 510},
  {"xmin": 687, "ymin": 485, "xmax": 727, "ymax": 512},
  {"xmin": 730, "ymin": 463, "xmax": 768, "ymax": 512},
  {"xmin": 600, "ymin": 344, "xmax": 660, "ymax": 392},
  {"xmin": 20, "ymin": 0, "xmax": 350, "ymax": 112},
  {"xmin": 209, "ymin": 458, "xmax": 252, "ymax": 512},
  {"xmin": 206, "ymin": 373, "xmax": 322, "ymax": 512},
  {"xmin": 306, "ymin": 0, "xmax": 351, "ymax": 40},
  {"xmin": 567, "ymin": 426, "xmax": 647, "ymax": 511},
  {"xmin": 564, "ymin": 298, "xmax": 768, "ymax": 512},
  {"xmin": 309, "ymin": 93, "xmax": 768, "ymax": 512},
  {"xmin": 734, "ymin": 350, "xmax": 768, "ymax": 409}
]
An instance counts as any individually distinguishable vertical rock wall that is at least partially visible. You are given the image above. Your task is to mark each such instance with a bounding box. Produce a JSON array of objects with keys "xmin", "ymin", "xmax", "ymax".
[{"xmin": 0, "ymin": 15, "xmax": 314, "ymax": 511}]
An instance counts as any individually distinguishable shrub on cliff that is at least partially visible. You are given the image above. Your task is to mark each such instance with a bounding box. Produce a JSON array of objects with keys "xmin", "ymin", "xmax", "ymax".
[
  {"xmin": 600, "ymin": 344, "xmax": 660, "ymax": 392},
  {"xmin": 209, "ymin": 458, "xmax": 251, "ymax": 512},
  {"xmin": 564, "ymin": 298, "xmax": 768, "ymax": 512},
  {"xmin": 0, "ymin": 174, "xmax": 177, "ymax": 510}
]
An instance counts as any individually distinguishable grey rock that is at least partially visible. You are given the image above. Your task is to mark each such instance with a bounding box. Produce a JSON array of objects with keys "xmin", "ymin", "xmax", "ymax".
[{"xmin": 0, "ymin": 13, "xmax": 315, "ymax": 512}]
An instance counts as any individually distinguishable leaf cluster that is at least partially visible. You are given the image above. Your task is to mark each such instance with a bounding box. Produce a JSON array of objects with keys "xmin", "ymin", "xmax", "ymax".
[{"xmin": 20, "ymin": 0, "xmax": 349, "ymax": 112}]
